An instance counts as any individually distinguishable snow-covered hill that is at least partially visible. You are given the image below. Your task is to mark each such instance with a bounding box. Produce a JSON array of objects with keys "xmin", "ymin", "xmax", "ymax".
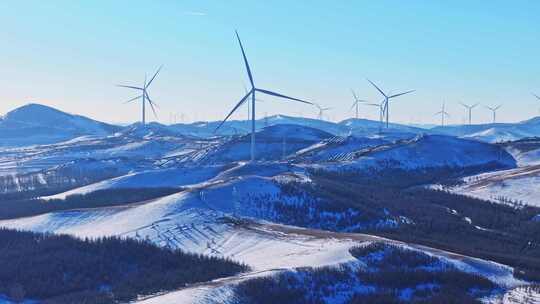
[
  {"xmin": 310, "ymin": 134, "xmax": 517, "ymax": 171},
  {"xmin": 168, "ymin": 115, "xmax": 350, "ymax": 137},
  {"xmin": 0, "ymin": 169, "xmax": 525, "ymax": 303},
  {"xmin": 180, "ymin": 124, "xmax": 333, "ymax": 164},
  {"xmin": 431, "ymin": 117, "xmax": 540, "ymax": 143},
  {"xmin": 0, "ymin": 104, "xmax": 120, "ymax": 147},
  {"xmin": 444, "ymin": 138, "xmax": 540, "ymax": 207}
]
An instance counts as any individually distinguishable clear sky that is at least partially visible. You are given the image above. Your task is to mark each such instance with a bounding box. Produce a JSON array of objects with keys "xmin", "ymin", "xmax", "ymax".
[{"xmin": 1, "ymin": 0, "xmax": 539, "ymax": 125}]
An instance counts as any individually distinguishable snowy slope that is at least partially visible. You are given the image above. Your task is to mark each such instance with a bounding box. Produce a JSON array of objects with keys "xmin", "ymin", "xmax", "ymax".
[
  {"xmin": 502, "ymin": 137, "xmax": 540, "ymax": 166},
  {"xmin": 0, "ymin": 103, "xmax": 120, "ymax": 147},
  {"xmin": 44, "ymin": 165, "xmax": 226, "ymax": 199},
  {"xmin": 323, "ymin": 134, "xmax": 516, "ymax": 171},
  {"xmin": 185, "ymin": 124, "xmax": 333, "ymax": 164},
  {"xmin": 295, "ymin": 135, "xmax": 389, "ymax": 162},
  {"xmin": 448, "ymin": 165, "xmax": 540, "ymax": 207}
]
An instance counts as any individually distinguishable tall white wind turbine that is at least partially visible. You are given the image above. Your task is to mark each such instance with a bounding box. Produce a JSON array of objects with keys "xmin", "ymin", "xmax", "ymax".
[
  {"xmin": 460, "ymin": 102, "xmax": 478, "ymax": 125},
  {"xmin": 485, "ymin": 105, "xmax": 502, "ymax": 123},
  {"xmin": 215, "ymin": 31, "xmax": 312, "ymax": 161},
  {"xmin": 315, "ymin": 104, "xmax": 332, "ymax": 120},
  {"xmin": 365, "ymin": 101, "xmax": 385, "ymax": 133},
  {"xmin": 118, "ymin": 66, "xmax": 162, "ymax": 126},
  {"xmin": 434, "ymin": 102, "xmax": 450, "ymax": 127},
  {"xmin": 366, "ymin": 79, "xmax": 415, "ymax": 128},
  {"xmin": 533, "ymin": 93, "xmax": 540, "ymax": 113},
  {"xmin": 350, "ymin": 89, "xmax": 367, "ymax": 119}
]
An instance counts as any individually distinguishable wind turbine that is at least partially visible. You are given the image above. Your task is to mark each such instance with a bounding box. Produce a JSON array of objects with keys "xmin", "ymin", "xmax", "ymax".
[
  {"xmin": 366, "ymin": 79, "xmax": 415, "ymax": 128},
  {"xmin": 533, "ymin": 93, "xmax": 540, "ymax": 113},
  {"xmin": 118, "ymin": 65, "xmax": 162, "ymax": 126},
  {"xmin": 434, "ymin": 102, "xmax": 450, "ymax": 127},
  {"xmin": 485, "ymin": 105, "xmax": 502, "ymax": 123},
  {"xmin": 215, "ymin": 31, "xmax": 312, "ymax": 161},
  {"xmin": 364, "ymin": 101, "xmax": 385, "ymax": 133},
  {"xmin": 350, "ymin": 89, "xmax": 367, "ymax": 119},
  {"xmin": 315, "ymin": 104, "xmax": 332, "ymax": 120},
  {"xmin": 460, "ymin": 102, "xmax": 478, "ymax": 125}
]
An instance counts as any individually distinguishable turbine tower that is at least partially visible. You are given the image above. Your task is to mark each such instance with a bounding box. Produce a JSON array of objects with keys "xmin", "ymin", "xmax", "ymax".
[
  {"xmin": 365, "ymin": 101, "xmax": 385, "ymax": 133},
  {"xmin": 367, "ymin": 79, "xmax": 415, "ymax": 128},
  {"xmin": 350, "ymin": 89, "xmax": 367, "ymax": 119},
  {"xmin": 215, "ymin": 31, "xmax": 312, "ymax": 161},
  {"xmin": 118, "ymin": 66, "xmax": 162, "ymax": 126},
  {"xmin": 485, "ymin": 105, "xmax": 502, "ymax": 123},
  {"xmin": 460, "ymin": 102, "xmax": 478, "ymax": 125},
  {"xmin": 434, "ymin": 102, "xmax": 450, "ymax": 127},
  {"xmin": 315, "ymin": 104, "xmax": 332, "ymax": 120},
  {"xmin": 533, "ymin": 93, "xmax": 540, "ymax": 113}
]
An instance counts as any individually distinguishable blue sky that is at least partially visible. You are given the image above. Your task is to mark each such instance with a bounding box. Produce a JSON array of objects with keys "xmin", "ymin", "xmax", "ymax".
[{"xmin": 0, "ymin": 1, "xmax": 539, "ymax": 125}]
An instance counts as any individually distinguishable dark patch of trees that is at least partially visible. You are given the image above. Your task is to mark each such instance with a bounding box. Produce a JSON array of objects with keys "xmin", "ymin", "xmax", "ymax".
[
  {"xmin": 0, "ymin": 228, "xmax": 249, "ymax": 303},
  {"xmin": 0, "ymin": 187, "xmax": 183, "ymax": 220},
  {"xmin": 233, "ymin": 243, "xmax": 493, "ymax": 304},
  {"xmin": 303, "ymin": 169, "xmax": 540, "ymax": 281}
]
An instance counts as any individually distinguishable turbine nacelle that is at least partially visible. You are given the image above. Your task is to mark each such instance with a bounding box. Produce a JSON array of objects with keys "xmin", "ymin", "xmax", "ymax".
[{"xmin": 117, "ymin": 65, "xmax": 163, "ymax": 125}]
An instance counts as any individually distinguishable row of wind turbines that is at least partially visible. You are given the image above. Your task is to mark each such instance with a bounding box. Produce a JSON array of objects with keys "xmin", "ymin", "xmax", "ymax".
[
  {"xmin": 117, "ymin": 31, "xmax": 540, "ymax": 161},
  {"xmin": 432, "ymin": 103, "xmax": 501, "ymax": 127}
]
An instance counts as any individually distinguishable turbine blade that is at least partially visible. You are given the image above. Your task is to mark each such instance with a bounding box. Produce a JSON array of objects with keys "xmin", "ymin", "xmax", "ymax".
[
  {"xmin": 472, "ymin": 103, "xmax": 479, "ymax": 108},
  {"xmin": 145, "ymin": 91, "xmax": 159, "ymax": 108},
  {"xmin": 351, "ymin": 89, "xmax": 359, "ymax": 101},
  {"xmin": 350, "ymin": 102, "xmax": 358, "ymax": 111},
  {"xmin": 117, "ymin": 85, "xmax": 143, "ymax": 90},
  {"xmin": 255, "ymin": 88, "xmax": 312, "ymax": 105},
  {"xmin": 533, "ymin": 93, "xmax": 540, "ymax": 100},
  {"xmin": 388, "ymin": 90, "xmax": 415, "ymax": 99},
  {"xmin": 460, "ymin": 102, "xmax": 469, "ymax": 108},
  {"xmin": 146, "ymin": 65, "xmax": 163, "ymax": 88},
  {"xmin": 124, "ymin": 95, "xmax": 143, "ymax": 104},
  {"xmin": 144, "ymin": 92, "xmax": 158, "ymax": 118},
  {"xmin": 235, "ymin": 31, "xmax": 254, "ymax": 88},
  {"xmin": 366, "ymin": 79, "xmax": 387, "ymax": 98},
  {"xmin": 215, "ymin": 90, "xmax": 253, "ymax": 132},
  {"xmin": 365, "ymin": 103, "xmax": 380, "ymax": 107},
  {"xmin": 148, "ymin": 99, "xmax": 158, "ymax": 118},
  {"xmin": 434, "ymin": 111, "xmax": 443, "ymax": 115}
]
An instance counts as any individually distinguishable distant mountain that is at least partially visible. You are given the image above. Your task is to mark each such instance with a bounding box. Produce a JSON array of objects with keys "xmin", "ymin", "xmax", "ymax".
[
  {"xmin": 118, "ymin": 122, "xmax": 191, "ymax": 139},
  {"xmin": 168, "ymin": 115, "xmax": 428, "ymax": 138},
  {"xmin": 339, "ymin": 118, "xmax": 429, "ymax": 139},
  {"xmin": 0, "ymin": 103, "xmax": 121, "ymax": 147},
  {"xmin": 185, "ymin": 124, "xmax": 334, "ymax": 164},
  {"xmin": 168, "ymin": 114, "xmax": 348, "ymax": 137},
  {"xmin": 430, "ymin": 117, "xmax": 540, "ymax": 143}
]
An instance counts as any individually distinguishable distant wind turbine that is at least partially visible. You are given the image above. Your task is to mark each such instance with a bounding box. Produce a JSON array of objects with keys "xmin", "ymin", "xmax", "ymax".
[
  {"xmin": 315, "ymin": 104, "xmax": 332, "ymax": 120},
  {"xmin": 366, "ymin": 79, "xmax": 415, "ymax": 128},
  {"xmin": 485, "ymin": 105, "xmax": 502, "ymax": 123},
  {"xmin": 533, "ymin": 93, "xmax": 540, "ymax": 113},
  {"xmin": 460, "ymin": 102, "xmax": 478, "ymax": 125},
  {"xmin": 434, "ymin": 102, "xmax": 450, "ymax": 127},
  {"xmin": 215, "ymin": 31, "xmax": 312, "ymax": 161},
  {"xmin": 117, "ymin": 65, "xmax": 163, "ymax": 126},
  {"xmin": 364, "ymin": 101, "xmax": 385, "ymax": 133},
  {"xmin": 350, "ymin": 89, "xmax": 367, "ymax": 119}
]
